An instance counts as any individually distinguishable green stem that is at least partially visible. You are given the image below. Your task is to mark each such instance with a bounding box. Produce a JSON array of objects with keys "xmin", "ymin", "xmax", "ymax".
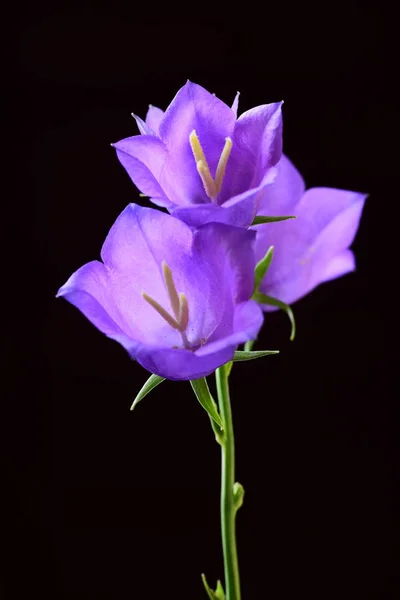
[{"xmin": 215, "ymin": 364, "xmax": 241, "ymax": 600}]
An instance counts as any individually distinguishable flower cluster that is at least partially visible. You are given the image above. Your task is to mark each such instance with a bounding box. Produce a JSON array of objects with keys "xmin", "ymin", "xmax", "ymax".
[{"xmin": 57, "ymin": 81, "xmax": 365, "ymax": 380}]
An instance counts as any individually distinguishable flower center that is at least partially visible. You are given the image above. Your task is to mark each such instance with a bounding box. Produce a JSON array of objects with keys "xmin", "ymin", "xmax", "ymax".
[
  {"xmin": 142, "ymin": 262, "xmax": 190, "ymax": 349},
  {"xmin": 189, "ymin": 130, "xmax": 232, "ymax": 203}
]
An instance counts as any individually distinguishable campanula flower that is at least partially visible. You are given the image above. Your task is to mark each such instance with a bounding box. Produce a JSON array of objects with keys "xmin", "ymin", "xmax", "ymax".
[
  {"xmin": 254, "ymin": 155, "xmax": 366, "ymax": 306},
  {"xmin": 112, "ymin": 81, "xmax": 282, "ymax": 228},
  {"xmin": 57, "ymin": 204, "xmax": 263, "ymax": 380}
]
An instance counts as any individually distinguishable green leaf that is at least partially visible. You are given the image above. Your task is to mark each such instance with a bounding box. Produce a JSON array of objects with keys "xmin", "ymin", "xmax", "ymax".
[
  {"xmin": 244, "ymin": 339, "xmax": 256, "ymax": 352},
  {"xmin": 201, "ymin": 574, "xmax": 225, "ymax": 600},
  {"xmin": 251, "ymin": 215, "xmax": 296, "ymax": 226},
  {"xmin": 190, "ymin": 378, "xmax": 224, "ymax": 430},
  {"xmin": 215, "ymin": 580, "xmax": 225, "ymax": 600},
  {"xmin": 253, "ymin": 291, "xmax": 296, "ymax": 341},
  {"xmin": 201, "ymin": 574, "xmax": 216, "ymax": 600},
  {"xmin": 233, "ymin": 350, "xmax": 279, "ymax": 362},
  {"xmin": 233, "ymin": 482, "xmax": 245, "ymax": 512},
  {"xmin": 254, "ymin": 245, "xmax": 274, "ymax": 293},
  {"xmin": 130, "ymin": 374, "xmax": 165, "ymax": 411}
]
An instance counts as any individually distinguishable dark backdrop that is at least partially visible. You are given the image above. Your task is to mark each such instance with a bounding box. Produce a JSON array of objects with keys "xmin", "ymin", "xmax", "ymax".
[{"xmin": 4, "ymin": 5, "xmax": 397, "ymax": 599}]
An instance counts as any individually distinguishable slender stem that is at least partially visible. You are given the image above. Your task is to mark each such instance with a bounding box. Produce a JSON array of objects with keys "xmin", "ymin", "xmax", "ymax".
[{"xmin": 215, "ymin": 364, "xmax": 241, "ymax": 600}]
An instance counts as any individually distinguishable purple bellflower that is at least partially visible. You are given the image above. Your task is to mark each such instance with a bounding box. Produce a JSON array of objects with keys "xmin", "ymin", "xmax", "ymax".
[
  {"xmin": 253, "ymin": 155, "xmax": 366, "ymax": 307},
  {"xmin": 112, "ymin": 81, "xmax": 283, "ymax": 228},
  {"xmin": 57, "ymin": 204, "xmax": 263, "ymax": 380}
]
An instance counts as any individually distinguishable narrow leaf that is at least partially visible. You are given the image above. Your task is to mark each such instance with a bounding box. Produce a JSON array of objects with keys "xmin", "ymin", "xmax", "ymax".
[
  {"xmin": 251, "ymin": 215, "xmax": 296, "ymax": 225},
  {"xmin": 254, "ymin": 245, "xmax": 274, "ymax": 292},
  {"xmin": 233, "ymin": 350, "xmax": 279, "ymax": 362},
  {"xmin": 190, "ymin": 378, "xmax": 224, "ymax": 429},
  {"xmin": 201, "ymin": 574, "xmax": 219, "ymax": 600},
  {"xmin": 225, "ymin": 361, "xmax": 233, "ymax": 377},
  {"xmin": 130, "ymin": 374, "xmax": 165, "ymax": 411},
  {"xmin": 253, "ymin": 291, "xmax": 296, "ymax": 341}
]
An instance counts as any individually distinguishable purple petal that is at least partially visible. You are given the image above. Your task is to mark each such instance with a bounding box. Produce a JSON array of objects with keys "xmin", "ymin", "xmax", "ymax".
[
  {"xmin": 171, "ymin": 167, "xmax": 278, "ymax": 228},
  {"xmin": 113, "ymin": 135, "xmax": 169, "ymax": 203},
  {"xmin": 128, "ymin": 340, "xmax": 237, "ymax": 381},
  {"xmin": 256, "ymin": 154, "xmax": 306, "ymax": 216},
  {"xmin": 145, "ymin": 105, "xmax": 165, "ymax": 135},
  {"xmin": 170, "ymin": 203, "xmax": 227, "ymax": 228},
  {"xmin": 220, "ymin": 167, "xmax": 278, "ymax": 224},
  {"xmin": 194, "ymin": 222, "xmax": 257, "ymax": 303},
  {"xmin": 321, "ymin": 249, "xmax": 355, "ymax": 282},
  {"xmin": 132, "ymin": 113, "xmax": 154, "ymax": 136},
  {"xmin": 219, "ymin": 101, "xmax": 282, "ymax": 202},
  {"xmin": 235, "ymin": 102, "xmax": 283, "ymax": 170},
  {"xmin": 58, "ymin": 262, "xmax": 183, "ymax": 349},
  {"xmin": 196, "ymin": 300, "xmax": 263, "ymax": 356},
  {"xmin": 157, "ymin": 81, "xmax": 236, "ymax": 204},
  {"xmin": 56, "ymin": 261, "xmax": 126, "ymax": 336},
  {"xmin": 101, "ymin": 203, "xmax": 192, "ymax": 271},
  {"xmin": 160, "ymin": 81, "xmax": 235, "ymax": 146},
  {"xmin": 231, "ymin": 91, "xmax": 240, "ymax": 118},
  {"xmin": 256, "ymin": 188, "xmax": 366, "ymax": 306}
]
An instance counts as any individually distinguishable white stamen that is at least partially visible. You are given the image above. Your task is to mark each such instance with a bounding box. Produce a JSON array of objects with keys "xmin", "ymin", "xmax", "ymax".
[
  {"xmin": 178, "ymin": 293, "xmax": 189, "ymax": 331},
  {"xmin": 142, "ymin": 265, "xmax": 191, "ymax": 349},
  {"xmin": 141, "ymin": 292, "xmax": 180, "ymax": 330},
  {"xmin": 215, "ymin": 137, "xmax": 232, "ymax": 194},
  {"xmin": 196, "ymin": 160, "xmax": 218, "ymax": 200},
  {"xmin": 162, "ymin": 262, "xmax": 180, "ymax": 320}
]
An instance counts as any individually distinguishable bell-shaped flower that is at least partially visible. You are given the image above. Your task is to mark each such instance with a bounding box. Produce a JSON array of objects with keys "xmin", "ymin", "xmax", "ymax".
[
  {"xmin": 57, "ymin": 204, "xmax": 263, "ymax": 380},
  {"xmin": 112, "ymin": 81, "xmax": 282, "ymax": 228}
]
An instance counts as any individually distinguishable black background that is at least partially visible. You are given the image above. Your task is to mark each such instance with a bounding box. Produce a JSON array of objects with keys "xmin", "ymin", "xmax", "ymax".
[{"xmin": 4, "ymin": 4, "xmax": 397, "ymax": 599}]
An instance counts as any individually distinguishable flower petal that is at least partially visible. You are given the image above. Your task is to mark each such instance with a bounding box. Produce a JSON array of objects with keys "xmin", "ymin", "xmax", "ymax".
[
  {"xmin": 157, "ymin": 81, "xmax": 236, "ymax": 204},
  {"xmin": 171, "ymin": 167, "xmax": 278, "ymax": 228},
  {"xmin": 220, "ymin": 101, "xmax": 283, "ymax": 201},
  {"xmin": 160, "ymin": 80, "xmax": 235, "ymax": 147},
  {"xmin": 256, "ymin": 188, "xmax": 366, "ymax": 306},
  {"xmin": 145, "ymin": 105, "xmax": 164, "ymax": 135},
  {"xmin": 193, "ymin": 222, "xmax": 257, "ymax": 303},
  {"xmin": 195, "ymin": 300, "xmax": 263, "ymax": 356},
  {"xmin": 56, "ymin": 261, "xmax": 127, "ymax": 336},
  {"xmin": 112, "ymin": 135, "xmax": 169, "ymax": 203},
  {"xmin": 235, "ymin": 101, "xmax": 283, "ymax": 168},
  {"xmin": 321, "ymin": 249, "xmax": 355, "ymax": 282},
  {"xmin": 132, "ymin": 113, "xmax": 154, "ymax": 136},
  {"xmin": 256, "ymin": 154, "xmax": 306, "ymax": 216},
  {"xmin": 125, "ymin": 340, "xmax": 237, "ymax": 381},
  {"xmin": 231, "ymin": 91, "xmax": 240, "ymax": 118},
  {"xmin": 101, "ymin": 203, "xmax": 192, "ymax": 272}
]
